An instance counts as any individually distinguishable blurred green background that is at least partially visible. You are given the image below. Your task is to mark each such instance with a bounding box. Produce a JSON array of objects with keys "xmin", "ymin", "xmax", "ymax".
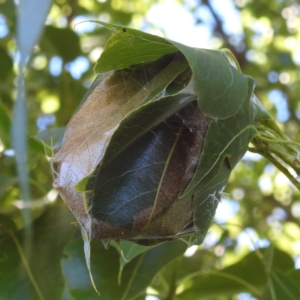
[{"xmin": 0, "ymin": 0, "xmax": 300, "ymax": 299}]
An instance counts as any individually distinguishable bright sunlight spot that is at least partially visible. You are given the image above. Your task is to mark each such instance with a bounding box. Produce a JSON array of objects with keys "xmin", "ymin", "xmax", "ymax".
[
  {"xmin": 145, "ymin": 296, "xmax": 159, "ymax": 300},
  {"xmin": 147, "ymin": 0, "xmax": 211, "ymax": 48},
  {"xmin": 184, "ymin": 245, "xmax": 198, "ymax": 257},
  {"xmin": 4, "ymin": 149, "xmax": 15, "ymax": 157},
  {"xmin": 0, "ymin": 139, "xmax": 4, "ymax": 153},
  {"xmin": 292, "ymin": 202, "xmax": 300, "ymax": 217},
  {"xmin": 47, "ymin": 189, "xmax": 58, "ymax": 202},
  {"xmin": 72, "ymin": 15, "xmax": 97, "ymax": 34},
  {"xmin": 41, "ymin": 95, "xmax": 60, "ymax": 114},
  {"xmin": 65, "ymin": 56, "xmax": 90, "ymax": 79},
  {"xmin": 31, "ymin": 55, "xmax": 48, "ymax": 70},
  {"xmin": 237, "ymin": 293, "xmax": 258, "ymax": 300},
  {"xmin": 258, "ymin": 175, "xmax": 273, "ymax": 195},
  {"xmin": 89, "ymin": 47, "xmax": 104, "ymax": 62},
  {"xmin": 237, "ymin": 228, "xmax": 270, "ymax": 251},
  {"xmin": 0, "ymin": 13, "xmax": 8, "ymax": 38},
  {"xmin": 36, "ymin": 114, "xmax": 56, "ymax": 131},
  {"xmin": 49, "ymin": 56, "xmax": 63, "ymax": 76},
  {"xmin": 215, "ymin": 199, "xmax": 240, "ymax": 223}
]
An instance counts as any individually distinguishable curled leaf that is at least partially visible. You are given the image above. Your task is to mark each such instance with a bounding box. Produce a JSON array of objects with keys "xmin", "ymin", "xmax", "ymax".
[
  {"xmin": 53, "ymin": 53, "xmax": 190, "ymax": 235},
  {"xmin": 54, "ymin": 23, "xmax": 260, "ymax": 248}
]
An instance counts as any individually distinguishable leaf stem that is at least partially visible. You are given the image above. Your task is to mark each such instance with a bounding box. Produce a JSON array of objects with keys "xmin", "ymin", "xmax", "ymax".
[
  {"xmin": 250, "ymin": 106, "xmax": 300, "ymax": 191},
  {"xmin": 249, "ymin": 138, "xmax": 300, "ymax": 190}
]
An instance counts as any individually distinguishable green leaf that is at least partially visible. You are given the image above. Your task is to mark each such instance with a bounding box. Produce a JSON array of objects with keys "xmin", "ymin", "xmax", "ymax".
[
  {"xmin": 0, "ymin": 174, "xmax": 18, "ymax": 199},
  {"xmin": 34, "ymin": 127, "xmax": 65, "ymax": 156},
  {"xmin": 176, "ymin": 250, "xmax": 267, "ymax": 299},
  {"xmin": 181, "ymin": 78, "xmax": 256, "ymax": 199},
  {"xmin": 94, "ymin": 22, "xmax": 254, "ymax": 120},
  {"xmin": 42, "ymin": 26, "xmax": 81, "ymax": 62},
  {"xmin": 268, "ymin": 247, "xmax": 295, "ymax": 273},
  {"xmin": 94, "ymin": 22, "xmax": 177, "ymax": 73},
  {"xmin": 0, "ymin": 46, "xmax": 13, "ymax": 81},
  {"xmin": 28, "ymin": 136, "xmax": 47, "ymax": 154},
  {"xmin": 62, "ymin": 238, "xmax": 120, "ymax": 300},
  {"xmin": 12, "ymin": 72, "xmax": 31, "ymax": 229},
  {"xmin": 287, "ymin": 269, "xmax": 300, "ymax": 286},
  {"xmin": 261, "ymin": 246, "xmax": 299, "ymax": 300},
  {"xmin": 0, "ymin": 100, "xmax": 11, "ymax": 148},
  {"xmin": 114, "ymin": 240, "xmax": 150, "ymax": 268},
  {"xmin": 37, "ymin": 128, "xmax": 65, "ymax": 149},
  {"xmin": 120, "ymin": 240, "xmax": 186, "ymax": 300},
  {"xmin": 252, "ymin": 94, "xmax": 272, "ymax": 121},
  {"xmin": 262, "ymin": 243, "xmax": 274, "ymax": 273},
  {"xmin": 111, "ymin": 240, "xmax": 150, "ymax": 284},
  {"xmin": 93, "ymin": 23, "xmax": 258, "ymax": 200},
  {"xmin": 0, "ymin": 203, "xmax": 75, "ymax": 300},
  {"xmin": 62, "ymin": 239, "xmax": 186, "ymax": 300},
  {"xmin": 263, "ymin": 269, "xmax": 300, "ymax": 300},
  {"xmin": 0, "ymin": 0, "xmax": 15, "ymax": 20},
  {"xmin": 169, "ymin": 42, "xmax": 253, "ymax": 120},
  {"xmin": 191, "ymin": 158, "xmax": 232, "ymax": 245}
]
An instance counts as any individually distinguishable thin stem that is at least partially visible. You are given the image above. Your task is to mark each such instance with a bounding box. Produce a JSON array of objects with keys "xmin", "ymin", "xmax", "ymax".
[
  {"xmin": 256, "ymin": 134, "xmax": 300, "ymax": 147},
  {"xmin": 254, "ymin": 127, "xmax": 300, "ymax": 156},
  {"xmin": 251, "ymin": 138, "xmax": 300, "ymax": 173},
  {"xmin": 259, "ymin": 119, "xmax": 287, "ymax": 140},
  {"xmin": 269, "ymin": 149, "xmax": 300, "ymax": 174},
  {"xmin": 250, "ymin": 112, "xmax": 300, "ymax": 191},
  {"xmin": 165, "ymin": 258, "xmax": 181, "ymax": 300},
  {"xmin": 249, "ymin": 144, "xmax": 300, "ymax": 190}
]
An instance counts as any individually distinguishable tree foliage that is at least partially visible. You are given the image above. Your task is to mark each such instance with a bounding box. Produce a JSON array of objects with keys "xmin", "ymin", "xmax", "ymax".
[{"xmin": 0, "ymin": 1, "xmax": 300, "ymax": 299}]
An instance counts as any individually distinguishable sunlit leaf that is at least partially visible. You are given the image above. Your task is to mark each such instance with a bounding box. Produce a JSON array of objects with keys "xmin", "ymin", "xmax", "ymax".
[
  {"xmin": 94, "ymin": 22, "xmax": 254, "ymax": 119},
  {"xmin": 94, "ymin": 22, "xmax": 177, "ymax": 73}
]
